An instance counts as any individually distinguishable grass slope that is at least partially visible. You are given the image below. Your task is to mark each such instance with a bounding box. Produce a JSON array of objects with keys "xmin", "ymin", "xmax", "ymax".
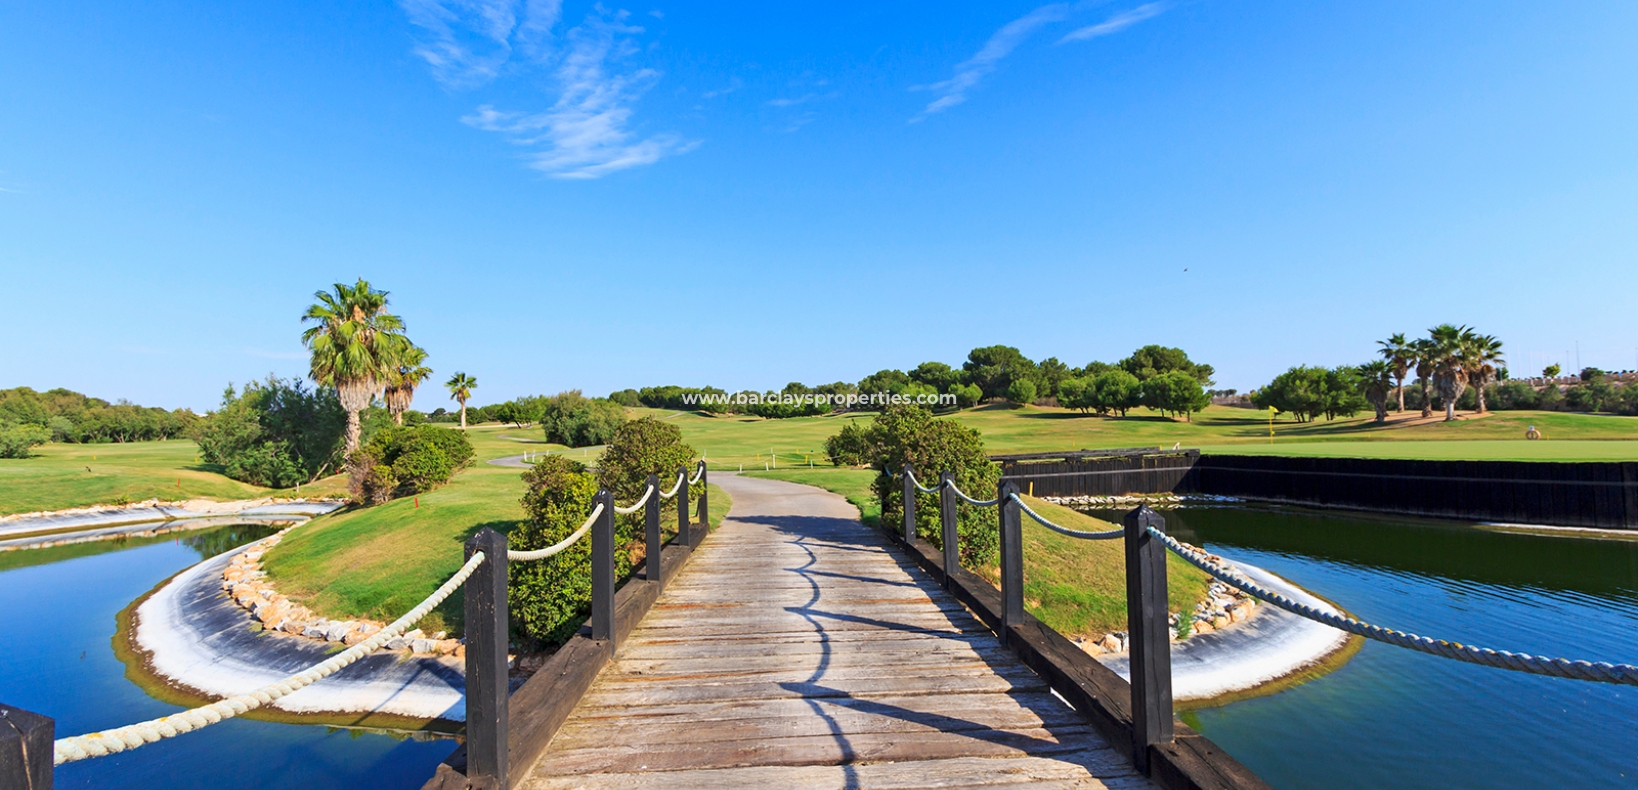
[
  {"xmin": 0, "ymin": 440, "xmax": 349, "ymax": 517},
  {"xmin": 744, "ymin": 468, "xmax": 1208, "ymax": 638},
  {"xmin": 265, "ymin": 424, "xmax": 731, "ymax": 635}
]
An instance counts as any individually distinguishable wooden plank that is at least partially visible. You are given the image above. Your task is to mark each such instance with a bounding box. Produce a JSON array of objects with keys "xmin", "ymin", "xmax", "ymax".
[{"xmin": 526, "ymin": 755, "xmax": 1145, "ymax": 789}]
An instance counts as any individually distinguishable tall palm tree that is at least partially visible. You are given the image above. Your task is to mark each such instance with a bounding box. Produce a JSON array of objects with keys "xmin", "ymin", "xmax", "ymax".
[
  {"xmin": 1427, "ymin": 323, "xmax": 1475, "ymax": 422},
  {"xmin": 302, "ymin": 279, "xmax": 410, "ymax": 454},
  {"xmin": 1467, "ymin": 334, "xmax": 1505, "ymax": 414},
  {"xmin": 446, "ymin": 372, "xmax": 477, "ymax": 429},
  {"xmin": 1357, "ymin": 360, "xmax": 1395, "ymax": 423},
  {"xmin": 383, "ymin": 345, "xmax": 433, "ymax": 426},
  {"xmin": 1376, "ymin": 333, "xmax": 1414, "ymax": 413},
  {"xmin": 1413, "ymin": 337, "xmax": 1437, "ymax": 418}
]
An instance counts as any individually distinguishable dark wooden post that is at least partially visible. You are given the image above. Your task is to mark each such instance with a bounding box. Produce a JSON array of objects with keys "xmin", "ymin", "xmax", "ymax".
[
  {"xmin": 591, "ymin": 488, "xmax": 616, "ymax": 647},
  {"xmin": 698, "ymin": 464, "xmax": 710, "ymax": 534},
  {"xmin": 939, "ymin": 471, "xmax": 958, "ymax": 587},
  {"xmin": 1124, "ymin": 505, "xmax": 1174, "ymax": 774},
  {"xmin": 998, "ymin": 480, "xmax": 1024, "ymax": 631},
  {"xmin": 0, "ymin": 703, "xmax": 52, "ymax": 790},
  {"xmin": 644, "ymin": 473, "xmax": 662, "ymax": 587},
  {"xmin": 463, "ymin": 527, "xmax": 510, "ymax": 788},
  {"xmin": 676, "ymin": 467, "xmax": 691, "ymax": 548},
  {"xmin": 902, "ymin": 464, "xmax": 917, "ymax": 544}
]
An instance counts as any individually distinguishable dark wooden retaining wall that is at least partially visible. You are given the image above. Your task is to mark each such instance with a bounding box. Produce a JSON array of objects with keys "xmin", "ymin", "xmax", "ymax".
[{"xmin": 998, "ymin": 451, "xmax": 1638, "ymax": 530}]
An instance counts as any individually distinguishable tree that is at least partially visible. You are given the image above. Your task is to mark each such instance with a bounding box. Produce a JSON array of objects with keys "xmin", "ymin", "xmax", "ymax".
[
  {"xmin": 1357, "ymin": 361, "xmax": 1394, "ymax": 422},
  {"xmin": 1119, "ymin": 345, "xmax": 1214, "ymax": 387},
  {"xmin": 383, "ymin": 345, "xmax": 432, "ymax": 426},
  {"xmin": 962, "ymin": 345, "xmax": 1036, "ymax": 401},
  {"xmin": 949, "ymin": 383, "xmax": 982, "ymax": 409},
  {"xmin": 865, "ymin": 405, "xmax": 1001, "ymax": 567},
  {"xmin": 1004, "ymin": 378, "xmax": 1037, "ymax": 406},
  {"xmin": 1036, "ymin": 357, "xmax": 1070, "ymax": 400},
  {"xmin": 1057, "ymin": 376, "xmax": 1094, "ymax": 413},
  {"xmin": 1543, "ymin": 364, "xmax": 1562, "ymax": 379},
  {"xmin": 445, "ymin": 372, "xmax": 477, "ymax": 428},
  {"xmin": 1252, "ymin": 366, "xmax": 1330, "ymax": 422},
  {"xmin": 302, "ymin": 279, "xmax": 412, "ymax": 455},
  {"xmin": 1146, "ymin": 371, "xmax": 1210, "ymax": 421},
  {"xmin": 1427, "ymin": 323, "xmax": 1475, "ymax": 421},
  {"xmin": 540, "ymin": 391, "xmax": 627, "ymax": 447},
  {"xmin": 1467, "ymin": 334, "xmax": 1504, "ymax": 414},
  {"xmin": 195, "ymin": 378, "xmax": 346, "ymax": 487},
  {"xmin": 1413, "ymin": 337, "xmax": 1437, "ymax": 418},
  {"xmin": 1376, "ymin": 333, "xmax": 1414, "ymax": 412},
  {"xmin": 909, "ymin": 362, "xmax": 961, "ymax": 393}
]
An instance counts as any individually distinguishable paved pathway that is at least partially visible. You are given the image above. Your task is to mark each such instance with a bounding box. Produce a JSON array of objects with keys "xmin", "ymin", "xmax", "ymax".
[{"xmin": 519, "ymin": 474, "xmax": 1152, "ymax": 789}]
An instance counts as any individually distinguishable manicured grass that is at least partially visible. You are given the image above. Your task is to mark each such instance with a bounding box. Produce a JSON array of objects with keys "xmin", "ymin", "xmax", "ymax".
[
  {"xmin": 744, "ymin": 468, "xmax": 1208, "ymax": 639},
  {"xmin": 265, "ymin": 424, "xmax": 732, "ymax": 635},
  {"xmin": 647, "ymin": 405, "xmax": 1637, "ymax": 465},
  {"xmin": 0, "ymin": 440, "xmax": 349, "ymax": 517}
]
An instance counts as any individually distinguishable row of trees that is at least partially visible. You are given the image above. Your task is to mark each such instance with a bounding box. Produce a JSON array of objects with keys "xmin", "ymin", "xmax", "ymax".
[
  {"xmin": 0, "ymin": 386, "xmax": 199, "ymax": 444},
  {"xmin": 1374, "ymin": 325, "xmax": 1505, "ymax": 421}
]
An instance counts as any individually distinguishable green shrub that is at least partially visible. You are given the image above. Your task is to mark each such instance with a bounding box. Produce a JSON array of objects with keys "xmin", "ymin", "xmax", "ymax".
[
  {"xmin": 1004, "ymin": 378, "xmax": 1038, "ymax": 406},
  {"xmin": 950, "ymin": 383, "xmax": 983, "ymax": 409},
  {"xmin": 597, "ymin": 417, "xmax": 701, "ymax": 587},
  {"xmin": 195, "ymin": 377, "xmax": 345, "ymax": 487},
  {"xmin": 509, "ymin": 455, "xmax": 600, "ymax": 645},
  {"xmin": 824, "ymin": 421, "xmax": 874, "ymax": 466},
  {"xmin": 865, "ymin": 405, "xmax": 1001, "ymax": 568},
  {"xmin": 540, "ymin": 391, "xmax": 627, "ymax": 447},
  {"xmin": 0, "ymin": 423, "xmax": 51, "ymax": 458},
  {"xmin": 347, "ymin": 425, "xmax": 474, "ymax": 504},
  {"xmin": 1490, "ymin": 380, "xmax": 1538, "ymax": 410},
  {"xmin": 608, "ymin": 389, "xmax": 641, "ymax": 407}
]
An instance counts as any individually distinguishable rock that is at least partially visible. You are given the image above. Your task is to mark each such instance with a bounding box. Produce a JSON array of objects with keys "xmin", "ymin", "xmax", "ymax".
[
  {"xmin": 325, "ymin": 622, "xmax": 355, "ymax": 642},
  {"xmin": 385, "ymin": 637, "xmax": 410, "ymax": 651},
  {"xmin": 1193, "ymin": 619, "xmax": 1214, "ymax": 634},
  {"xmin": 1230, "ymin": 602, "xmax": 1253, "ymax": 622},
  {"xmin": 282, "ymin": 620, "xmax": 307, "ymax": 634},
  {"xmin": 1098, "ymin": 633, "xmax": 1123, "ymax": 652},
  {"xmin": 452, "ymin": 644, "xmax": 465, "ymax": 659},
  {"xmin": 223, "ymin": 567, "xmax": 245, "ymax": 582},
  {"xmin": 435, "ymin": 639, "xmax": 460, "ymax": 655},
  {"xmin": 1212, "ymin": 615, "xmax": 1230, "ymax": 629},
  {"xmin": 342, "ymin": 624, "xmax": 381, "ymax": 646},
  {"xmin": 402, "ymin": 629, "xmax": 425, "ymax": 641},
  {"xmin": 303, "ymin": 624, "xmax": 329, "ymax": 639},
  {"xmin": 410, "ymin": 638, "xmax": 439, "ymax": 654}
]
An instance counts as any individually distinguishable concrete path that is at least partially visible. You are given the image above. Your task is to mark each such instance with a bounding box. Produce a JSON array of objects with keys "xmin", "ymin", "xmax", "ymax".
[{"xmin": 519, "ymin": 473, "xmax": 1151, "ymax": 789}]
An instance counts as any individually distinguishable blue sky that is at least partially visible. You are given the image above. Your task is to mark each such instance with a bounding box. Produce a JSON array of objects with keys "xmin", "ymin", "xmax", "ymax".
[{"xmin": 2, "ymin": 1, "xmax": 1635, "ymax": 411}]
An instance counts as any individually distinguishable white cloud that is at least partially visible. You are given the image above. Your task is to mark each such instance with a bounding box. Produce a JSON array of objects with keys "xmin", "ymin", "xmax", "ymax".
[
  {"xmin": 914, "ymin": 4, "xmax": 1070, "ymax": 119},
  {"xmin": 460, "ymin": 9, "xmax": 696, "ymax": 179},
  {"xmin": 1059, "ymin": 2, "xmax": 1166, "ymax": 43}
]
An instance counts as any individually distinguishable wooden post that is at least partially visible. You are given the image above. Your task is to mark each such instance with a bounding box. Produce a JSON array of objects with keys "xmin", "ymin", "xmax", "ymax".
[
  {"xmin": 698, "ymin": 464, "xmax": 710, "ymax": 533},
  {"xmin": 998, "ymin": 480, "xmax": 1024, "ymax": 631},
  {"xmin": 939, "ymin": 471, "xmax": 958, "ymax": 588},
  {"xmin": 463, "ymin": 527, "xmax": 510, "ymax": 788},
  {"xmin": 1124, "ymin": 505, "xmax": 1174, "ymax": 775},
  {"xmin": 902, "ymin": 464, "xmax": 917, "ymax": 544},
  {"xmin": 0, "ymin": 703, "xmax": 52, "ymax": 790},
  {"xmin": 645, "ymin": 473, "xmax": 662, "ymax": 587},
  {"xmin": 676, "ymin": 467, "xmax": 691, "ymax": 548},
  {"xmin": 592, "ymin": 488, "xmax": 616, "ymax": 647}
]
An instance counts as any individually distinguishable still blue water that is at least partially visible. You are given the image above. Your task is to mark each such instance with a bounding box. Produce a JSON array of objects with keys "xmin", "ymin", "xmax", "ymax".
[
  {"xmin": 0, "ymin": 526, "xmax": 453, "ymax": 790},
  {"xmin": 1147, "ymin": 505, "xmax": 1638, "ymax": 790}
]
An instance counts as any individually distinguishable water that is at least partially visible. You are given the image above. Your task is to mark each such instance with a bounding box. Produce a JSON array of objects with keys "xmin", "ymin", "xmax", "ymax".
[
  {"xmin": 0, "ymin": 525, "xmax": 454, "ymax": 790},
  {"xmin": 1116, "ymin": 505, "xmax": 1638, "ymax": 790}
]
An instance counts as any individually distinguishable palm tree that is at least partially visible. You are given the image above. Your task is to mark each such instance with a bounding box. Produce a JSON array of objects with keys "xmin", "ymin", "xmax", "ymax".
[
  {"xmin": 302, "ymin": 279, "xmax": 410, "ymax": 454},
  {"xmin": 1413, "ymin": 337, "xmax": 1437, "ymax": 418},
  {"xmin": 1427, "ymin": 323, "xmax": 1475, "ymax": 422},
  {"xmin": 446, "ymin": 372, "xmax": 477, "ymax": 429},
  {"xmin": 383, "ymin": 345, "xmax": 433, "ymax": 425},
  {"xmin": 1467, "ymin": 334, "xmax": 1505, "ymax": 413},
  {"xmin": 1357, "ymin": 360, "xmax": 1395, "ymax": 423},
  {"xmin": 1376, "ymin": 333, "xmax": 1414, "ymax": 413}
]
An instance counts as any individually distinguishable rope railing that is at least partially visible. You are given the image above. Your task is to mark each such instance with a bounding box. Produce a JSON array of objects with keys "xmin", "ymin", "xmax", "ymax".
[
  {"xmin": 614, "ymin": 484, "xmax": 654, "ymax": 515},
  {"xmin": 1150, "ymin": 526, "xmax": 1638, "ymax": 687},
  {"xmin": 688, "ymin": 461, "xmax": 706, "ymax": 484},
  {"xmin": 947, "ymin": 482, "xmax": 999, "ymax": 506},
  {"xmin": 52, "ymin": 551, "xmax": 489, "ymax": 764},
  {"xmin": 905, "ymin": 469, "xmax": 942, "ymax": 494},
  {"xmin": 1011, "ymin": 494, "xmax": 1124, "ymax": 540},
  {"xmin": 658, "ymin": 471, "xmax": 686, "ymax": 499},
  {"xmin": 508, "ymin": 502, "xmax": 604, "ymax": 562}
]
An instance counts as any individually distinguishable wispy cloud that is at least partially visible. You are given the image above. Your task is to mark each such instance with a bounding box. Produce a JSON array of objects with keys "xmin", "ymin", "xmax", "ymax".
[
  {"xmin": 403, "ymin": 1, "xmax": 690, "ymax": 178},
  {"xmin": 461, "ymin": 8, "xmax": 696, "ymax": 179},
  {"xmin": 1060, "ymin": 2, "xmax": 1166, "ymax": 43},
  {"xmin": 915, "ymin": 2, "xmax": 1168, "ymax": 120},
  {"xmin": 914, "ymin": 4, "xmax": 1070, "ymax": 120},
  {"xmin": 701, "ymin": 77, "xmax": 742, "ymax": 99}
]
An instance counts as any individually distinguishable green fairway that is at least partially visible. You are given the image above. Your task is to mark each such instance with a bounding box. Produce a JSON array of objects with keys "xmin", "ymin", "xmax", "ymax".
[
  {"xmin": 0, "ymin": 440, "xmax": 349, "ymax": 517},
  {"xmin": 264, "ymin": 424, "xmax": 730, "ymax": 636}
]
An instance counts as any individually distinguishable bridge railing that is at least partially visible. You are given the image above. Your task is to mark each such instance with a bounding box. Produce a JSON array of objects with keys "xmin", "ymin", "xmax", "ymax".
[
  {"xmin": 1, "ymin": 460, "xmax": 712, "ymax": 790},
  {"xmin": 890, "ymin": 464, "xmax": 1638, "ymax": 778}
]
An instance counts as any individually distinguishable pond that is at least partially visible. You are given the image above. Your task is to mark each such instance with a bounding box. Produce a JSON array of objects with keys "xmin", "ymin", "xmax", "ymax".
[
  {"xmin": 0, "ymin": 525, "xmax": 454, "ymax": 789},
  {"xmin": 1082, "ymin": 504, "xmax": 1638, "ymax": 790}
]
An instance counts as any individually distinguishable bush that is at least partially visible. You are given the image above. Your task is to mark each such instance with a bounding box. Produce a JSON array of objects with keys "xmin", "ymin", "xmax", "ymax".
[
  {"xmin": 1004, "ymin": 378, "xmax": 1038, "ymax": 406},
  {"xmin": 866, "ymin": 405, "xmax": 1001, "ymax": 568},
  {"xmin": 825, "ymin": 421, "xmax": 874, "ymax": 465},
  {"xmin": 195, "ymin": 378, "xmax": 345, "ymax": 487},
  {"xmin": 509, "ymin": 455, "xmax": 600, "ymax": 645},
  {"xmin": 0, "ymin": 423, "xmax": 51, "ymax": 458},
  {"xmin": 597, "ymin": 417, "xmax": 701, "ymax": 583},
  {"xmin": 1252, "ymin": 365, "xmax": 1366, "ymax": 422},
  {"xmin": 1143, "ymin": 370, "xmax": 1212, "ymax": 421},
  {"xmin": 949, "ymin": 383, "xmax": 982, "ymax": 409},
  {"xmin": 608, "ymin": 389, "xmax": 641, "ymax": 407},
  {"xmin": 1566, "ymin": 379, "xmax": 1617, "ymax": 412},
  {"xmin": 540, "ymin": 391, "xmax": 627, "ymax": 447},
  {"xmin": 1489, "ymin": 381, "xmax": 1538, "ymax": 410},
  {"xmin": 1091, "ymin": 369, "xmax": 1143, "ymax": 416},
  {"xmin": 347, "ymin": 425, "xmax": 474, "ymax": 504}
]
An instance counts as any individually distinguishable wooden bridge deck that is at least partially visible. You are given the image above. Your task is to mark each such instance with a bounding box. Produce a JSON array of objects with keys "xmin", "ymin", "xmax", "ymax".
[{"xmin": 519, "ymin": 474, "xmax": 1152, "ymax": 789}]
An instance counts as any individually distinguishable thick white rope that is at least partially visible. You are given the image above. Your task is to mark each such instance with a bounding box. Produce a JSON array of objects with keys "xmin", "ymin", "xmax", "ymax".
[
  {"xmin": 947, "ymin": 482, "xmax": 999, "ymax": 507},
  {"xmin": 53, "ymin": 551, "xmax": 488, "ymax": 765},
  {"xmin": 904, "ymin": 470, "xmax": 942, "ymax": 494},
  {"xmin": 508, "ymin": 502, "xmax": 603, "ymax": 562},
  {"xmin": 614, "ymin": 484, "xmax": 654, "ymax": 515},
  {"xmin": 1011, "ymin": 494, "xmax": 1124, "ymax": 540},
  {"xmin": 1151, "ymin": 527, "xmax": 1638, "ymax": 686},
  {"xmin": 658, "ymin": 472, "xmax": 686, "ymax": 500},
  {"xmin": 688, "ymin": 461, "xmax": 706, "ymax": 484}
]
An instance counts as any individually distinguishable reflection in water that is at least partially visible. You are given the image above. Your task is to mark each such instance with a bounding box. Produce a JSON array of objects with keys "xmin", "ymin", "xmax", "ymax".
[{"xmin": 1072, "ymin": 504, "xmax": 1638, "ymax": 790}]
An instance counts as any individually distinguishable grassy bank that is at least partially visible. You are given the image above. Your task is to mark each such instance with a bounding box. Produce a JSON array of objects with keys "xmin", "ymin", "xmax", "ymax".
[
  {"xmin": 0, "ymin": 439, "xmax": 349, "ymax": 517},
  {"xmin": 744, "ymin": 467, "xmax": 1209, "ymax": 638},
  {"xmin": 265, "ymin": 425, "xmax": 731, "ymax": 635}
]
